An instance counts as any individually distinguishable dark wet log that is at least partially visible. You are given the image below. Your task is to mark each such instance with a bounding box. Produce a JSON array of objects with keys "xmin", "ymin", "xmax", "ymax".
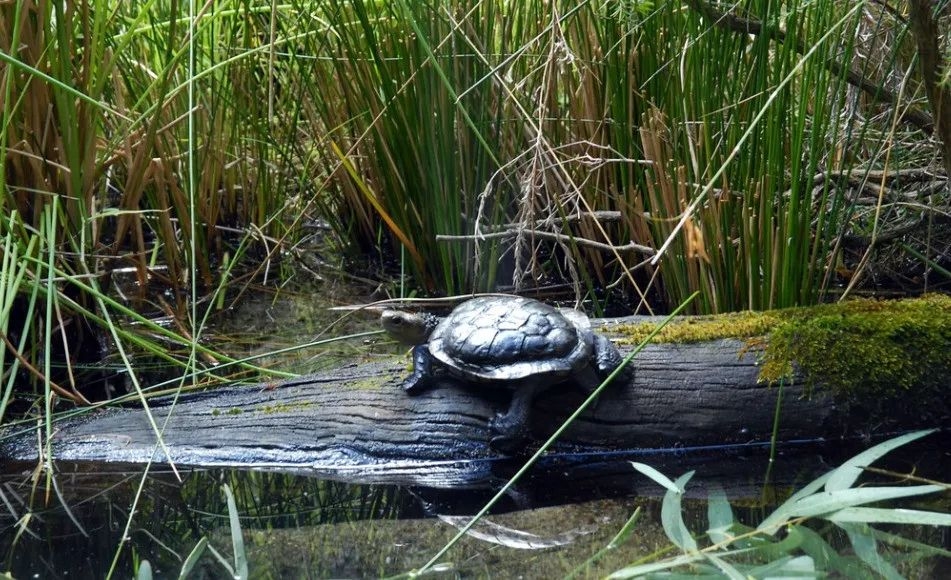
[{"xmin": 2, "ymin": 324, "xmax": 945, "ymax": 488}]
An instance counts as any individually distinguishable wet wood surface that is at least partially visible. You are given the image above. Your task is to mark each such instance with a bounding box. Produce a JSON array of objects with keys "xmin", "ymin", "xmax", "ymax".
[{"xmin": 3, "ymin": 329, "xmax": 942, "ymax": 485}]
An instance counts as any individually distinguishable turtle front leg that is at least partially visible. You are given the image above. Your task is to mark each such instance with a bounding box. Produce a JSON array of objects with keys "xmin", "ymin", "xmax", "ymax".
[
  {"xmin": 489, "ymin": 383, "xmax": 547, "ymax": 453},
  {"xmin": 401, "ymin": 344, "xmax": 434, "ymax": 394}
]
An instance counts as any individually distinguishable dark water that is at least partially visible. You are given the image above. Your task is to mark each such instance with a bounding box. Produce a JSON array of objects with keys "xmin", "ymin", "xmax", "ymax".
[{"xmin": 1, "ymin": 433, "xmax": 948, "ymax": 578}]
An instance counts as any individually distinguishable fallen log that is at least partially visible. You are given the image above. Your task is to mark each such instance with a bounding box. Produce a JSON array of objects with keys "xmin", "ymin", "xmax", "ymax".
[{"xmin": 1, "ymin": 295, "xmax": 947, "ymax": 488}]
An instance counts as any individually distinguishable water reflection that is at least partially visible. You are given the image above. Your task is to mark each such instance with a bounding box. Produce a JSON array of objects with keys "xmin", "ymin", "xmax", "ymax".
[
  {"xmin": 0, "ymin": 465, "xmax": 419, "ymax": 578},
  {"xmin": 2, "ymin": 432, "xmax": 947, "ymax": 578}
]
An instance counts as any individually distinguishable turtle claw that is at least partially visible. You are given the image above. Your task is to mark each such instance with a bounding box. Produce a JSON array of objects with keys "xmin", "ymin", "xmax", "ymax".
[
  {"xmin": 594, "ymin": 334, "xmax": 626, "ymax": 378},
  {"xmin": 488, "ymin": 412, "xmax": 531, "ymax": 454},
  {"xmin": 402, "ymin": 379, "xmax": 425, "ymax": 394},
  {"xmin": 400, "ymin": 368, "xmax": 428, "ymax": 394},
  {"xmin": 489, "ymin": 433, "xmax": 525, "ymax": 454}
]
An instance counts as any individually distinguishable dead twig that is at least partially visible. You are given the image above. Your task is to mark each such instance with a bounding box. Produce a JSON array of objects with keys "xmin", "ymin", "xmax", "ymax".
[
  {"xmin": 1, "ymin": 331, "xmax": 90, "ymax": 405},
  {"xmin": 437, "ymin": 228, "xmax": 656, "ymax": 257}
]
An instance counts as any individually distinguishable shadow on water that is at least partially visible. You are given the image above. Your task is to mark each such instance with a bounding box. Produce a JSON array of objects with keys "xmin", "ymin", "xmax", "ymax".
[{"xmin": 1, "ymin": 432, "xmax": 948, "ymax": 578}]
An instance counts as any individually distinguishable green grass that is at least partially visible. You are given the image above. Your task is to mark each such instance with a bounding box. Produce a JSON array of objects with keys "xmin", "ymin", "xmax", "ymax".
[
  {"xmin": 276, "ymin": 0, "xmax": 942, "ymax": 311},
  {"xmin": 2, "ymin": 1, "xmax": 944, "ymax": 414},
  {"xmin": 0, "ymin": 1, "xmax": 312, "ymax": 419},
  {"xmin": 0, "ymin": 0, "xmax": 944, "ymax": 424}
]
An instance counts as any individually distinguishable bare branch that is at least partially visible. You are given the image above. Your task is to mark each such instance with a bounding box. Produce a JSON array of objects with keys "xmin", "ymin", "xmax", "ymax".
[{"xmin": 437, "ymin": 228, "xmax": 656, "ymax": 256}]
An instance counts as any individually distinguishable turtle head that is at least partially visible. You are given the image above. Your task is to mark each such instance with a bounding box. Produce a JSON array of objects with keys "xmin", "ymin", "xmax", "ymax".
[{"xmin": 380, "ymin": 309, "xmax": 440, "ymax": 345}]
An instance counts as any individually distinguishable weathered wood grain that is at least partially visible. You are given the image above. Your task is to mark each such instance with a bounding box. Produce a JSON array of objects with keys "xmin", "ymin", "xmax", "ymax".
[{"xmin": 4, "ymin": 331, "xmax": 940, "ymax": 484}]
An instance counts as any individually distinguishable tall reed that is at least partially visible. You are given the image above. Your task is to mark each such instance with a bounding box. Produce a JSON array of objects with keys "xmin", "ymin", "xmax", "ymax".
[
  {"xmin": 0, "ymin": 0, "xmax": 941, "ymax": 416},
  {"xmin": 301, "ymin": 0, "xmax": 939, "ymax": 310},
  {"xmin": 0, "ymin": 1, "xmax": 310, "ymax": 414}
]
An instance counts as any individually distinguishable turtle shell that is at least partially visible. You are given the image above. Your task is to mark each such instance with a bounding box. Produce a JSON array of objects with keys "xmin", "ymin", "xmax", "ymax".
[{"xmin": 427, "ymin": 296, "xmax": 594, "ymax": 382}]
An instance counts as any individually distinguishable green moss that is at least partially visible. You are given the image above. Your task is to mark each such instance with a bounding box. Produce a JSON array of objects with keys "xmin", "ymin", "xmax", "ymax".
[
  {"xmin": 759, "ymin": 294, "xmax": 951, "ymax": 396},
  {"xmin": 348, "ymin": 375, "xmax": 393, "ymax": 391},
  {"xmin": 615, "ymin": 310, "xmax": 782, "ymax": 344},
  {"xmin": 257, "ymin": 401, "xmax": 317, "ymax": 415},
  {"xmin": 615, "ymin": 294, "xmax": 951, "ymax": 397}
]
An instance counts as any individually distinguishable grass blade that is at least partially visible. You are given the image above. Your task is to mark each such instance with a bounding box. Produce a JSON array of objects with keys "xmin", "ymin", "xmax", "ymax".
[
  {"xmin": 178, "ymin": 537, "xmax": 209, "ymax": 580},
  {"xmin": 827, "ymin": 507, "xmax": 951, "ymax": 526},
  {"xmin": 839, "ymin": 522, "xmax": 904, "ymax": 580},
  {"xmin": 706, "ymin": 486, "xmax": 734, "ymax": 545},
  {"xmin": 790, "ymin": 485, "xmax": 945, "ymax": 519},
  {"xmin": 222, "ymin": 484, "xmax": 248, "ymax": 579}
]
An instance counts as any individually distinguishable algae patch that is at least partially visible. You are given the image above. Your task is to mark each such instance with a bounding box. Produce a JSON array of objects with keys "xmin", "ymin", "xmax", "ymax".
[
  {"xmin": 348, "ymin": 375, "xmax": 393, "ymax": 391},
  {"xmin": 617, "ymin": 294, "xmax": 951, "ymax": 396},
  {"xmin": 257, "ymin": 401, "xmax": 317, "ymax": 415}
]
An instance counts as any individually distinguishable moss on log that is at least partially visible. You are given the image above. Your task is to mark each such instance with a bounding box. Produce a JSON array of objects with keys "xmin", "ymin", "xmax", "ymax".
[
  {"xmin": 615, "ymin": 293, "xmax": 951, "ymax": 397},
  {"xmin": 0, "ymin": 296, "xmax": 946, "ymax": 484}
]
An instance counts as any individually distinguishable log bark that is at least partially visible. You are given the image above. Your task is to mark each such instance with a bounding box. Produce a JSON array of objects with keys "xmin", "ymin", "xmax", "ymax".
[{"xmin": 2, "ymin": 325, "xmax": 944, "ymax": 489}]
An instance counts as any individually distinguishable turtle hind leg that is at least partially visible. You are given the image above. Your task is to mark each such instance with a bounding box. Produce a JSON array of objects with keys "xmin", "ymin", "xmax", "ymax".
[
  {"xmin": 593, "ymin": 334, "xmax": 630, "ymax": 382},
  {"xmin": 489, "ymin": 383, "xmax": 546, "ymax": 454},
  {"xmin": 573, "ymin": 335, "xmax": 627, "ymax": 413},
  {"xmin": 401, "ymin": 344, "xmax": 435, "ymax": 394},
  {"xmin": 573, "ymin": 365, "xmax": 602, "ymax": 393}
]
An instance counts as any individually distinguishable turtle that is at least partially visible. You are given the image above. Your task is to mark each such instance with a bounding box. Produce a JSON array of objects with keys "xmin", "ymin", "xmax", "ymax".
[{"xmin": 381, "ymin": 296, "xmax": 626, "ymax": 451}]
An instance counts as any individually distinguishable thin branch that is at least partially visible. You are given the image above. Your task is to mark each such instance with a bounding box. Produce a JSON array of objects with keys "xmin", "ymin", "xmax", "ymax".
[
  {"xmin": 437, "ymin": 229, "xmax": 656, "ymax": 256},
  {"xmin": 485, "ymin": 210, "xmax": 624, "ymax": 231},
  {"xmin": 815, "ymin": 167, "xmax": 946, "ymax": 183}
]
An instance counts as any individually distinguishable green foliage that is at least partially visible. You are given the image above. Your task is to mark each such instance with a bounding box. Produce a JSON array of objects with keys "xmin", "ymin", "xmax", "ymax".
[
  {"xmin": 0, "ymin": 0, "xmax": 308, "ymax": 412},
  {"xmin": 1, "ymin": 1, "xmax": 291, "ymax": 292},
  {"xmin": 297, "ymin": 0, "xmax": 512, "ymax": 293},
  {"xmin": 610, "ymin": 430, "xmax": 951, "ymax": 578},
  {"xmin": 298, "ymin": 0, "xmax": 940, "ymax": 310}
]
